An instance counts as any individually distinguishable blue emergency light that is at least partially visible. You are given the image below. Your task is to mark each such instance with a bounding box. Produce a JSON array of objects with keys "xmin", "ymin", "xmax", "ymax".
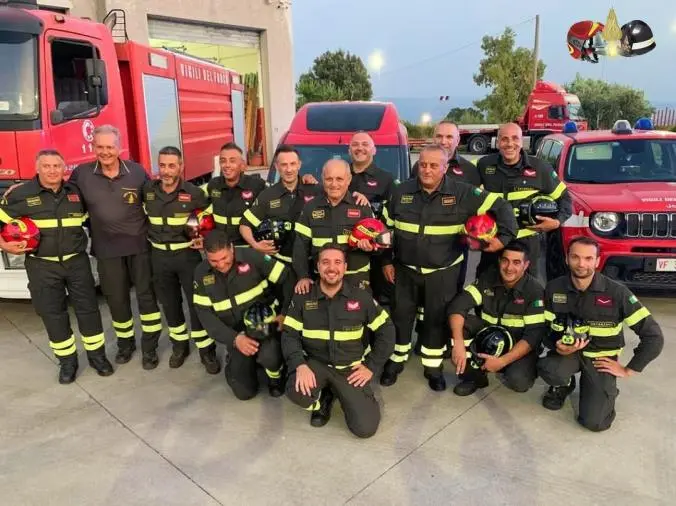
[
  {"xmin": 634, "ymin": 117, "xmax": 654, "ymax": 130},
  {"xmin": 562, "ymin": 121, "xmax": 578, "ymax": 134}
]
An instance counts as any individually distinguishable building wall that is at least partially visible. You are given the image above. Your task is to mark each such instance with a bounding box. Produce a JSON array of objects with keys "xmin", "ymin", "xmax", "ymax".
[{"xmin": 64, "ymin": 0, "xmax": 294, "ymax": 160}]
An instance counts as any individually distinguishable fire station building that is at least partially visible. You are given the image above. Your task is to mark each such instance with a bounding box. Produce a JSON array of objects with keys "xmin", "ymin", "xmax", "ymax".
[{"xmin": 38, "ymin": 0, "xmax": 295, "ymax": 163}]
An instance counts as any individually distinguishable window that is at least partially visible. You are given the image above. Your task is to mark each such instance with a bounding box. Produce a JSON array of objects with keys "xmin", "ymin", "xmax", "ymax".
[
  {"xmin": 306, "ymin": 104, "xmax": 386, "ymax": 132},
  {"xmin": 50, "ymin": 39, "xmax": 106, "ymax": 120},
  {"xmin": 548, "ymin": 106, "xmax": 564, "ymax": 120},
  {"xmin": 0, "ymin": 33, "xmax": 38, "ymax": 120},
  {"xmin": 537, "ymin": 139, "xmax": 552, "ymax": 159},
  {"xmin": 547, "ymin": 142, "xmax": 563, "ymax": 167}
]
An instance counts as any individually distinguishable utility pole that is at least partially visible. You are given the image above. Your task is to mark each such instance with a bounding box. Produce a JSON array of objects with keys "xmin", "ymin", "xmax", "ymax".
[{"xmin": 533, "ymin": 14, "xmax": 540, "ymax": 90}]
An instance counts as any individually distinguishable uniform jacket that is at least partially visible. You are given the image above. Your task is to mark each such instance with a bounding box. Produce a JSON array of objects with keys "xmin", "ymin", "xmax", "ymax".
[
  {"xmin": 411, "ymin": 152, "xmax": 481, "ymax": 187},
  {"xmin": 348, "ymin": 162, "xmax": 394, "ymax": 215}
]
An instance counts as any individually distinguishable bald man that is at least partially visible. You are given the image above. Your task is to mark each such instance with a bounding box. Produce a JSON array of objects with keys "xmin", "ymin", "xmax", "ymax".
[
  {"xmin": 293, "ymin": 159, "xmax": 377, "ymax": 296},
  {"xmin": 411, "ymin": 121, "xmax": 481, "ymax": 186},
  {"xmin": 476, "ymin": 123, "xmax": 572, "ymax": 281}
]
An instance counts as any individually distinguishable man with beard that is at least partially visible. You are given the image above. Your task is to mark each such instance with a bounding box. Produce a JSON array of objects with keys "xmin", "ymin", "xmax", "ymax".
[
  {"xmin": 282, "ymin": 244, "xmax": 395, "ymax": 437},
  {"xmin": 447, "ymin": 241, "xmax": 546, "ymax": 396},
  {"xmin": 475, "ymin": 123, "xmax": 572, "ymax": 281},
  {"xmin": 537, "ymin": 237, "xmax": 663, "ymax": 432},
  {"xmin": 141, "ymin": 146, "xmax": 219, "ymax": 373}
]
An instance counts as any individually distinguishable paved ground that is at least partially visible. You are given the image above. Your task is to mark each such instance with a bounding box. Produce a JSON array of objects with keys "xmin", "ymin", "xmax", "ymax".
[{"xmin": 0, "ymin": 282, "xmax": 674, "ymax": 505}]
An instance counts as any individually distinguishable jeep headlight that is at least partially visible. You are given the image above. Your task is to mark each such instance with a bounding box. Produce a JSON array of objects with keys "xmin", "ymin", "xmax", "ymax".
[{"xmin": 591, "ymin": 212, "xmax": 620, "ymax": 233}]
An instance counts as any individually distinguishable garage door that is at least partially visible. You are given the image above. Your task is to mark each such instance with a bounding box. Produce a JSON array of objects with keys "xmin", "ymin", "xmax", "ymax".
[{"xmin": 148, "ymin": 18, "xmax": 260, "ymax": 49}]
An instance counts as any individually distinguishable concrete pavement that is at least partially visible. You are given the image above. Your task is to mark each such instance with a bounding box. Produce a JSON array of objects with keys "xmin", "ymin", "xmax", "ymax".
[{"xmin": 0, "ymin": 291, "xmax": 674, "ymax": 506}]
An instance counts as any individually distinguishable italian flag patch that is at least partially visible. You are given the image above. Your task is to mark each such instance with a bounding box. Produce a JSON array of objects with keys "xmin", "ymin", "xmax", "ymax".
[{"xmin": 533, "ymin": 299, "xmax": 544, "ymax": 308}]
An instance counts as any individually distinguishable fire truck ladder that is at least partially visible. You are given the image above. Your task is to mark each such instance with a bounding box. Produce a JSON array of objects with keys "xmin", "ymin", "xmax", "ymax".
[{"xmin": 102, "ymin": 9, "xmax": 129, "ymax": 43}]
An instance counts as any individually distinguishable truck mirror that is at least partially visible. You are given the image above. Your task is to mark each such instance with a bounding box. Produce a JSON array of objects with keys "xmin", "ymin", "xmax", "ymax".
[
  {"xmin": 50, "ymin": 109, "xmax": 65, "ymax": 125},
  {"xmin": 85, "ymin": 58, "xmax": 108, "ymax": 108}
]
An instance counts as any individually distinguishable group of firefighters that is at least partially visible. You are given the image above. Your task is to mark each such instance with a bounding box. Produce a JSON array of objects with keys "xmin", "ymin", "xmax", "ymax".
[{"xmin": 0, "ymin": 120, "xmax": 664, "ymax": 438}]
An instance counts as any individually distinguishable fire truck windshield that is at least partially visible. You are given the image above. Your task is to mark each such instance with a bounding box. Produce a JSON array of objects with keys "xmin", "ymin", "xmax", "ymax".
[
  {"xmin": 0, "ymin": 33, "xmax": 38, "ymax": 121},
  {"xmin": 566, "ymin": 103, "xmax": 582, "ymax": 120},
  {"xmin": 566, "ymin": 139, "xmax": 676, "ymax": 183}
]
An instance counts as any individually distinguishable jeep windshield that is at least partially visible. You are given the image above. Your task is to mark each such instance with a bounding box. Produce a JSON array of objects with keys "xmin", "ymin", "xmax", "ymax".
[
  {"xmin": 565, "ymin": 139, "xmax": 676, "ymax": 183},
  {"xmin": 0, "ymin": 32, "xmax": 39, "ymax": 123}
]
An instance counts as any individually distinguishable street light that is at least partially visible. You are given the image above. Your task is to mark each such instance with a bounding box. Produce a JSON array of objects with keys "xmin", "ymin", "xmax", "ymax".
[
  {"xmin": 368, "ymin": 50, "xmax": 385, "ymax": 76},
  {"xmin": 420, "ymin": 113, "xmax": 432, "ymax": 125}
]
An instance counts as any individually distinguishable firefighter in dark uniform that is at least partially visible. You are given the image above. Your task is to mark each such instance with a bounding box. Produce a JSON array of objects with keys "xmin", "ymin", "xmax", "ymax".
[
  {"xmin": 141, "ymin": 146, "xmax": 220, "ymax": 373},
  {"xmin": 537, "ymin": 237, "xmax": 663, "ymax": 432},
  {"xmin": 240, "ymin": 144, "xmax": 320, "ymax": 283},
  {"xmin": 447, "ymin": 241, "xmax": 546, "ymax": 396},
  {"xmin": 347, "ymin": 132, "xmax": 395, "ymax": 307},
  {"xmin": 205, "ymin": 142, "xmax": 266, "ymax": 247},
  {"xmin": 380, "ymin": 144, "xmax": 517, "ymax": 391},
  {"xmin": 69, "ymin": 125, "xmax": 162, "ymax": 367},
  {"xmin": 476, "ymin": 122, "xmax": 572, "ymax": 281},
  {"xmin": 192, "ymin": 230, "xmax": 292, "ymax": 400},
  {"xmin": 0, "ymin": 150, "xmax": 114, "ymax": 383},
  {"xmin": 293, "ymin": 159, "xmax": 375, "ymax": 296},
  {"xmin": 282, "ymin": 244, "xmax": 395, "ymax": 438}
]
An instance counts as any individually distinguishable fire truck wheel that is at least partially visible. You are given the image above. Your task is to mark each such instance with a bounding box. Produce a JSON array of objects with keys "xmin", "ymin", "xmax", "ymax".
[{"xmin": 468, "ymin": 135, "xmax": 489, "ymax": 155}]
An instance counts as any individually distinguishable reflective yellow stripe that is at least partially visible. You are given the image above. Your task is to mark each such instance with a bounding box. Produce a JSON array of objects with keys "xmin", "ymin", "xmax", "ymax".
[
  {"xmin": 583, "ymin": 348, "xmax": 623, "ymax": 358},
  {"xmin": 394, "ymin": 343, "xmax": 412, "ymax": 353},
  {"xmin": 148, "ymin": 216, "xmax": 163, "ymax": 225},
  {"xmin": 268, "ymin": 261, "xmax": 285, "ymax": 283},
  {"xmin": 169, "ymin": 323, "xmax": 187, "ymax": 334},
  {"xmin": 31, "ymin": 218, "xmax": 58, "ymax": 228},
  {"xmin": 625, "ymin": 306, "xmax": 650, "ymax": 327},
  {"xmin": 195, "ymin": 337, "xmax": 215, "ymax": 348},
  {"xmin": 423, "ymin": 224, "xmax": 464, "ymax": 235},
  {"xmin": 420, "ymin": 345, "xmax": 445, "ymax": 357},
  {"xmin": 214, "ymin": 214, "xmax": 228, "ymax": 225},
  {"xmin": 588, "ymin": 323, "xmax": 623, "ymax": 337},
  {"xmin": 142, "ymin": 323, "xmax": 162, "ymax": 333},
  {"xmin": 390, "ymin": 354, "xmax": 408, "ymax": 363},
  {"xmin": 243, "ymin": 209, "xmax": 262, "ymax": 228},
  {"xmin": 50, "ymin": 336, "xmax": 75, "ymax": 349},
  {"xmin": 334, "ymin": 359, "xmax": 362, "ymax": 370},
  {"xmin": 193, "ymin": 293, "xmax": 213, "ymax": 307},
  {"xmin": 171, "ymin": 332, "xmax": 190, "ymax": 342},
  {"xmin": 421, "ymin": 357, "xmax": 444, "ymax": 367},
  {"xmin": 312, "ymin": 237, "xmax": 332, "ymax": 247},
  {"xmin": 60, "ymin": 217, "xmax": 84, "ymax": 227},
  {"xmin": 545, "ymin": 310, "xmax": 556, "ymax": 322},
  {"xmin": 150, "ymin": 240, "xmax": 192, "ymax": 251},
  {"xmin": 404, "ymin": 254, "xmax": 463, "ymax": 274},
  {"xmin": 394, "ymin": 220, "xmax": 419, "ymax": 233},
  {"xmin": 116, "ymin": 330, "xmax": 135, "ymax": 338},
  {"xmin": 465, "ymin": 284, "xmax": 482, "ymax": 305},
  {"xmin": 477, "ymin": 192, "xmax": 499, "ymax": 215},
  {"xmin": 302, "ymin": 329, "xmax": 330, "ymax": 340},
  {"xmin": 334, "ymin": 329, "xmax": 364, "ymax": 341},
  {"xmin": 274, "ymin": 253, "xmax": 293, "ymax": 263},
  {"xmin": 30, "ymin": 252, "xmax": 78, "ymax": 262},
  {"xmin": 211, "ymin": 280, "xmax": 269, "ymax": 311},
  {"xmin": 367, "ymin": 310, "xmax": 389, "ymax": 331},
  {"xmin": 501, "ymin": 316, "xmax": 525, "ymax": 328},
  {"xmin": 482, "ymin": 312, "xmax": 499, "ymax": 324},
  {"xmin": 507, "ymin": 189, "xmax": 539, "ymax": 201},
  {"xmin": 382, "ymin": 206, "xmax": 394, "ymax": 227},
  {"xmin": 167, "ymin": 216, "xmax": 189, "ymax": 226},
  {"xmin": 346, "ymin": 264, "xmax": 370, "ymax": 275},
  {"xmin": 112, "ymin": 318, "xmax": 134, "ymax": 329},
  {"xmin": 549, "ymin": 181, "xmax": 566, "ymax": 200},
  {"xmin": 140, "ymin": 312, "xmax": 161, "ymax": 322},
  {"xmin": 0, "ymin": 208, "xmax": 14, "ymax": 224},
  {"xmin": 295, "ymin": 222, "xmax": 312, "ymax": 238},
  {"xmin": 517, "ymin": 228, "xmax": 537, "ymax": 238},
  {"xmin": 191, "ymin": 329, "xmax": 208, "ymax": 339},
  {"xmin": 231, "ymin": 217, "xmax": 241, "ymax": 225},
  {"xmin": 523, "ymin": 313, "xmax": 546, "ymax": 325},
  {"xmin": 336, "ymin": 234, "xmax": 348, "ymax": 244},
  {"xmin": 284, "ymin": 316, "xmax": 303, "ymax": 331},
  {"xmin": 265, "ymin": 368, "xmax": 282, "ymax": 379},
  {"xmin": 82, "ymin": 333, "xmax": 105, "ymax": 351}
]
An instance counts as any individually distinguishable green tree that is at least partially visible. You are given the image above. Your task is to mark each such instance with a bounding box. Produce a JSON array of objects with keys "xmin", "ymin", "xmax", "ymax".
[
  {"xmin": 445, "ymin": 107, "xmax": 486, "ymax": 124},
  {"xmin": 295, "ymin": 50, "xmax": 373, "ymax": 109},
  {"xmin": 473, "ymin": 28, "xmax": 545, "ymax": 122},
  {"xmin": 565, "ymin": 74, "xmax": 654, "ymax": 129}
]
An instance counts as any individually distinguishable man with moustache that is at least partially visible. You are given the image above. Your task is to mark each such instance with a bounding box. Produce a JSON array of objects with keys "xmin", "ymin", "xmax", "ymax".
[
  {"xmin": 475, "ymin": 122, "xmax": 572, "ymax": 281},
  {"xmin": 282, "ymin": 244, "xmax": 395, "ymax": 437},
  {"xmin": 537, "ymin": 237, "xmax": 663, "ymax": 432},
  {"xmin": 447, "ymin": 241, "xmax": 546, "ymax": 396},
  {"xmin": 141, "ymin": 146, "xmax": 219, "ymax": 373}
]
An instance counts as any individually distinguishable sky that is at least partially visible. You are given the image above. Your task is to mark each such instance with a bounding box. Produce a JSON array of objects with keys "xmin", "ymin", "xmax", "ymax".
[{"xmin": 291, "ymin": 0, "xmax": 676, "ymax": 114}]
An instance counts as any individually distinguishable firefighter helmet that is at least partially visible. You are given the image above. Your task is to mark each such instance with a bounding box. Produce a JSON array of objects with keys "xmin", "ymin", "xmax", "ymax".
[
  {"xmin": 184, "ymin": 210, "xmax": 215, "ymax": 239},
  {"xmin": 463, "ymin": 214, "xmax": 497, "ymax": 250},
  {"xmin": 243, "ymin": 302, "xmax": 277, "ymax": 341},
  {"xmin": 619, "ymin": 20, "xmax": 656, "ymax": 57},
  {"xmin": 517, "ymin": 195, "xmax": 559, "ymax": 227},
  {"xmin": 567, "ymin": 21, "xmax": 606, "ymax": 63},
  {"xmin": 1, "ymin": 217, "xmax": 40, "ymax": 250},
  {"xmin": 253, "ymin": 219, "xmax": 293, "ymax": 249},
  {"xmin": 469, "ymin": 325, "xmax": 514, "ymax": 368},
  {"xmin": 347, "ymin": 217, "xmax": 393, "ymax": 250}
]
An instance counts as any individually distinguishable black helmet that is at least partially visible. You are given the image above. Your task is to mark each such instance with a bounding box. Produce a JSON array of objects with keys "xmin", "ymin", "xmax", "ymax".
[
  {"xmin": 243, "ymin": 302, "xmax": 276, "ymax": 341},
  {"xmin": 517, "ymin": 195, "xmax": 559, "ymax": 227},
  {"xmin": 253, "ymin": 219, "xmax": 293, "ymax": 249},
  {"xmin": 469, "ymin": 325, "xmax": 514, "ymax": 368},
  {"xmin": 620, "ymin": 20, "xmax": 656, "ymax": 57}
]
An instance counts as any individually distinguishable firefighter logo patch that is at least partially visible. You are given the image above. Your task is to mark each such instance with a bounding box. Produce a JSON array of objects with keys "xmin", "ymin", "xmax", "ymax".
[
  {"xmin": 304, "ymin": 195, "xmax": 315, "ymax": 203},
  {"xmin": 241, "ymin": 190, "xmax": 253, "ymax": 200},
  {"xmin": 122, "ymin": 189, "xmax": 138, "ymax": 204},
  {"xmin": 523, "ymin": 169, "xmax": 537, "ymax": 178},
  {"xmin": 269, "ymin": 199, "xmax": 281, "ymax": 209},
  {"xmin": 26, "ymin": 196, "xmax": 42, "ymax": 207},
  {"xmin": 178, "ymin": 193, "xmax": 191, "ymax": 203},
  {"xmin": 346, "ymin": 300, "xmax": 361, "ymax": 311},
  {"xmin": 211, "ymin": 190, "xmax": 222, "ymax": 198},
  {"xmin": 202, "ymin": 274, "xmax": 215, "ymax": 286},
  {"xmin": 513, "ymin": 297, "xmax": 525, "ymax": 304},
  {"xmin": 237, "ymin": 263, "xmax": 251, "ymax": 274},
  {"xmin": 452, "ymin": 167, "xmax": 463, "ymax": 176},
  {"xmin": 312, "ymin": 209, "xmax": 325, "ymax": 219},
  {"xmin": 367, "ymin": 180, "xmax": 378, "ymax": 187},
  {"xmin": 595, "ymin": 296, "xmax": 613, "ymax": 307},
  {"xmin": 67, "ymin": 194, "xmax": 80, "ymax": 203},
  {"xmin": 304, "ymin": 300, "xmax": 318, "ymax": 310},
  {"xmin": 146, "ymin": 192, "xmax": 155, "ymax": 201},
  {"xmin": 442, "ymin": 196, "xmax": 456, "ymax": 206},
  {"xmin": 400, "ymin": 194, "xmax": 414, "ymax": 204},
  {"xmin": 485, "ymin": 167, "xmax": 496, "ymax": 175},
  {"xmin": 347, "ymin": 209, "xmax": 360, "ymax": 219},
  {"xmin": 552, "ymin": 293, "xmax": 567, "ymax": 304}
]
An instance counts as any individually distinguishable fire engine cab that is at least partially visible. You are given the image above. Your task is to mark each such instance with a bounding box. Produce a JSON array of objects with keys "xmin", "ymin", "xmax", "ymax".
[{"xmin": 537, "ymin": 118, "xmax": 676, "ymax": 289}]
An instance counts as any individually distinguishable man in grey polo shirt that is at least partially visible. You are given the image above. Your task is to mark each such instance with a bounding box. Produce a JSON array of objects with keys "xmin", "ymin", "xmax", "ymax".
[{"xmin": 70, "ymin": 125, "xmax": 162, "ymax": 369}]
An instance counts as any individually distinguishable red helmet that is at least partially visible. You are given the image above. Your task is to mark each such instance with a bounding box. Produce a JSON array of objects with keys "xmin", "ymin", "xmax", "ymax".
[
  {"xmin": 463, "ymin": 214, "xmax": 497, "ymax": 250},
  {"xmin": 348, "ymin": 218, "xmax": 393, "ymax": 250},
  {"xmin": 184, "ymin": 210, "xmax": 215, "ymax": 239},
  {"xmin": 567, "ymin": 21, "xmax": 606, "ymax": 63},
  {"xmin": 1, "ymin": 217, "xmax": 40, "ymax": 250}
]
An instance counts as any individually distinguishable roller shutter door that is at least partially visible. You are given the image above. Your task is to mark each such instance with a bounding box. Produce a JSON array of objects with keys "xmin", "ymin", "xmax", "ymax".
[{"xmin": 148, "ymin": 18, "xmax": 260, "ymax": 49}]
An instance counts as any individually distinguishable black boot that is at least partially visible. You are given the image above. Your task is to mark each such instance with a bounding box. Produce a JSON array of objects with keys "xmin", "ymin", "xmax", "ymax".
[
  {"xmin": 142, "ymin": 350, "xmax": 159, "ymax": 370},
  {"xmin": 88, "ymin": 351, "xmax": 114, "ymax": 377},
  {"xmin": 542, "ymin": 376, "xmax": 576, "ymax": 411},
  {"xmin": 115, "ymin": 340, "xmax": 136, "ymax": 364},
  {"xmin": 380, "ymin": 360, "xmax": 403, "ymax": 387},
  {"xmin": 310, "ymin": 387, "xmax": 335, "ymax": 428},
  {"xmin": 169, "ymin": 343, "xmax": 190, "ymax": 369},
  {"xmin": 59, "ymin": 355, "xmax": 79, "ymax": 384},
  {"xmin": 453, "ymin": 375, "xmax": 489, "ymax": 396},
  {"xmin": 424, "ymin": 367, "xmax": 447, "ymax": 392},
  {"xmin": 200, "ymin": 345, "xmax": 221, "ymax": 375},
  {"xmin": 268, "ymin": 375, "xmax": 285, "ymax": 398}
]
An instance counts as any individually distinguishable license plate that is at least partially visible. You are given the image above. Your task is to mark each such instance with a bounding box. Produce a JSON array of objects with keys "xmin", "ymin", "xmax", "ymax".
[{"xmin": 655, "ymin": 258, "xmax": 676, "ymax": 272}]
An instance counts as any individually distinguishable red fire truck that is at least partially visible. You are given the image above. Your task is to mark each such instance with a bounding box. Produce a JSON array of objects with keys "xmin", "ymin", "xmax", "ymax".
[
  {"xmin": 459, "ymin": 80, "xmax": 588, "ymax": 154},
  {"xmin": 0, "ymin": 1, "xmax": 245, "ymax": 297},
  {"xmin": 537, "ymin": 118, "xmax": 676, "ymax": 290}
]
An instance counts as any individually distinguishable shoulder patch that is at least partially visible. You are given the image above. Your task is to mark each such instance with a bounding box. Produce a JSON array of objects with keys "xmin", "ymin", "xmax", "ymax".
[
  {"xmin": 629, "ymin": 294, "xmax": 638, "ymax": 304},
  {"xmin": 472, "ymin": 187, "xmax": 482, "ymax": 196},
  {"xmin": 264, "ymin": 254, "xmax": 272, "ymax": 262},
  {"xmin": 532, "ymin": 299, "xmax": 544, "ymax": 308},
  {"xmin": 551, "ymin": 170, "xmax": 558, "ymax": 179}
]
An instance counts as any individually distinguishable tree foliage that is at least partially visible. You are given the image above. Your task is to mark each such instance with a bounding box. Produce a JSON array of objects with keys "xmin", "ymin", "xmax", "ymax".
[
  {"xmin": 295, "ymin": 50, "xmax": 373, "ymax": 109},
  {"xmin": 402, "ymin": 120, "xmax": 434, "ymax": 139},
  {"xmin": 473, "ymin": 28, "xmax": 545, "ymax": 122},
  {"xmin": 565, "ymin": 74, "xmax": 655, "ymax": 129},
  {"xmin": 444, "ymin": 107, "xmax": 486, "ymax": 124}
]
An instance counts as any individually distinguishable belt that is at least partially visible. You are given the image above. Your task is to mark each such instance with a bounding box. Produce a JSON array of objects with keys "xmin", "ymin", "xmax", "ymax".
[
  {"xmin": 150, "ymin": 240, "xmax": 192, "ymax": 251},
  {"xmin": 28, "ymin": 252, "xmax": 79, "ymax": 262},
  {"xmin": 403, "ymin": 254, "xmax": 464, "ymax": 274}
]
